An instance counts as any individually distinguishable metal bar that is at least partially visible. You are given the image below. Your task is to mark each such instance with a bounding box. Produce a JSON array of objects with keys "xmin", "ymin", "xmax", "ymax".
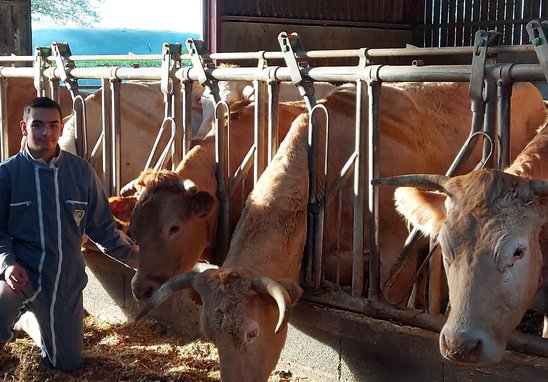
[
  {"xmin": 253, "ymin": 79, "xmax": 267, "ymax": 183},
  {"xmin": 181, "ymin": 80, "xmax": 193, "ymax": 157},
  {"xmin": 215, "ymin": 100, "xmax": 230, "ymax": 264},
  {"xmin": 267, "ymin": 81, "xmax": 280, "ymax": 163},
  {"xmin": 496, "ymin": 69, "xmax": 513, "ymax": 169},
  {"xmin": 352, "ymin": 79, "xmax": 368, "ymax": 297},
  {"xmin": 0, "ymin": 77, "xmax": 7, "ymax": 160},
  {"xmin": 110, "ymin": 79, "xmax": 121, "ymax": 196},
  {"xmin": 101, "ymin": 79, "xmax": 112, "ymax": 192},
  {"xmin": 313, "ymin": 105, "xmax": 329, "ymax": 290},
  {"xmin": 482, "ymin": 78, "xmax": 498, "ymax": 168},
  {"xmin": 367, "ymin": 80, "xmax": 381, "ymax": 298}
]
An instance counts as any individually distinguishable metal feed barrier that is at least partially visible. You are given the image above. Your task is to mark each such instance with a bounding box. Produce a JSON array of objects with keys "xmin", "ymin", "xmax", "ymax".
[{"xmin": 1, "ymin": 20, "xmax": 548, "ymax": 359}]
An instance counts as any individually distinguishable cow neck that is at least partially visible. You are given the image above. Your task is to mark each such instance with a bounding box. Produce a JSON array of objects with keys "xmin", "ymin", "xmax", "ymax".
[
  {"xmin": 176, "ymin": 135, "xmax": 217, "ymax": 196},
  {"xmin": 505, "ymin": 124, "xmax": 548, "ymax": 179}
]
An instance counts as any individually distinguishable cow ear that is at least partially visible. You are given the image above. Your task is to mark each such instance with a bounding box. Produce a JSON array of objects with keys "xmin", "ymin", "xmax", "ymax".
[
  {"xmin": 109, "ymin": 196, "xmax": 138, "ymax": 224},
  {"xmin": 394, "ymin": 187, "xmax": 447, "ymax": 237},
  {"xmin": 276, "ymin": 279, "xmax": 303, "ymax": 306},
  {"xmin": 190, "ymin": 191, "xmax": 215, "ymax": 218}
]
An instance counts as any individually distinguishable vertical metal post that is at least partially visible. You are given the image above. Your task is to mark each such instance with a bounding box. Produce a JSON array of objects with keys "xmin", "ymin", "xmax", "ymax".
[
  {"xmin": 171, "ymin": 79, "xmax": 183, "ymax": 168},
  {"xmin": 0, "ymin": 77, "xmax": 8, "ymax": 160},
  {"xmin": 253, "ymin": 79, "xmax": 267, "ymax": 183},
  {"xmin": 267, "ymin": 80, "xmax": 280, "ymax": 163},
  {"xmin": 306, "ymin": 104, "xmax": 328, "ymax": 289},
  {"xmin": 352, "ymin": 80, "xmax": 368, "ymax": 297},
  {"xmin": 367, "ymin": 80, "xmax": 381, "ymax": 298},
  {"xmin": 482, "ymin": 78, "xmax": 497, "ymax": 168},
  {"xmin": 215, "ymin": 101, "xmax": 230, "ymax": 264},
  {"xmin": 181, "ymin": 79, "xmax": 193, "ymax": 157},
  {"xmin": 496, "ymin": 72, "xmax": 512, "ymax": 170},
  {"xmin": 101, "ymin": 78, "xmax": 112, "ymax": 192},
  {"xmin": 110, "ymin": 79, "xmax": 121, "ymax": 196}
]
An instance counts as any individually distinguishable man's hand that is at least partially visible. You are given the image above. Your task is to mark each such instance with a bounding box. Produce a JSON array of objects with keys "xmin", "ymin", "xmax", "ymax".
[{"xmin": 5, "ymin": 264, "xmax": 28, "ymax": 291}]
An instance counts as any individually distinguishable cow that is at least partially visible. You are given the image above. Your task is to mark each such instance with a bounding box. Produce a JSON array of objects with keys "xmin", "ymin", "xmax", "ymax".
[
  {"xmin": 195, "ymin": 79, "xmax": 335, "ymax": 139},
  {"xmin": 117, "ymin": 101, "xmax": 308, "ymax": 301},
  {"xmin": 115, "ymin": 81, "xmax": 547, "ymax": 304},
  {"xmin": 59, "ymin": 80, "xmax": 205, "ymax": 187},
  {"xmin": 135, "ymin": 110, "xmax": 310, "ymax": 382},
  {"xmin": 315, "ymin": 81, "xmax": 548, "ymax": 299},
  {"xmin": 372, "ymin": 122, "xmax": 548, "ymax": 364},
  {"xmin": 58, "ymin": 78, "xmax": 331, "ymax": 187}
]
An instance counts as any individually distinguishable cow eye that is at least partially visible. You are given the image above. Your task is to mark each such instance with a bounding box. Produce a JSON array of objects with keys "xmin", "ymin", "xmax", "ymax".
[
  {"xmin": 247, "ymin": 327, "xmax": 259, "ymax": 341},
  {"xmin": 169, "ymin": 225, "xmax": 180, "ymax": 234},
  {"xmin": 513, "ymin": 247, "xmax": 525, "ymax": 260}
]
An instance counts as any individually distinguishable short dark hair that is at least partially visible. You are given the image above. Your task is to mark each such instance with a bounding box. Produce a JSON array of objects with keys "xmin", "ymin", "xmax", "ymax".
[{"xmin": 23, "ymin": 97, "xmax": 63, "ymax": 122}]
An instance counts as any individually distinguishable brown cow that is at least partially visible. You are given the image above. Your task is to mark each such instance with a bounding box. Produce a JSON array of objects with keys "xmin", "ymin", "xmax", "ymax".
[
  {"xmin": 135, "ymin": 110, "xmax": 310, "ymax": 382},
  {"xmin": 317, "ymin": 82, "xmax": 547, "ymax": 298},
  {"xmin": 374, "ymin": 123, "xmax": 548, "ymax": 364},
  {"xmin": 117, "ymin": 81, "xmax": 547, "ymax": 303},
  {"xmin": 59, "ymin": 81, "xmax": 204, "ymax": 187},
  {"xmin": 119, "ymin": 101, "xmax": 307, "ymax": 301}
]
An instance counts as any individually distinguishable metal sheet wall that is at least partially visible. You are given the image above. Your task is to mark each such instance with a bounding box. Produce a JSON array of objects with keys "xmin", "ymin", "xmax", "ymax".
[
  {"xmin": 421, "ymin": 0, "xmax": 547, "ymax": 47},
  {"xmin": 220, "ymin": 0, "xmax": 424, "ymax": 26}
]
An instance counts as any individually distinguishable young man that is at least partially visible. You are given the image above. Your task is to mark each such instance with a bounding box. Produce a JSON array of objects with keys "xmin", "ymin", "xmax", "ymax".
[{"xmin": 0, "ymin": 97, "xmax": 139, "ymax": 372}]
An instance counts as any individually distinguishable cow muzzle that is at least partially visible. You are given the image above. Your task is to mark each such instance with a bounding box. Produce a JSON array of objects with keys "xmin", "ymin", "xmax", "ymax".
[{"xmin": 439, "ymin": 326, "xmax": 504, "ymax": 364}]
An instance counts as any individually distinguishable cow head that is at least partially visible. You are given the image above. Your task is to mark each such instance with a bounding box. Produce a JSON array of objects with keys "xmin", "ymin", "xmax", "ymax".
[
  {"xmin": 374, "ymin": 169, "xmax": 548, "ymax": 364},
  {"xmin": 111, "ymin": 168, "xmax": 216, "ymax": 302},
  {"xmin": 135, "ymin": 268, "xmax": 302, "ymax": 382}
]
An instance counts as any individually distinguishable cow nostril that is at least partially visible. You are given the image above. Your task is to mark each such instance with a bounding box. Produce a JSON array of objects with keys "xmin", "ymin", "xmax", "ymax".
[
  {"xmin": 468, "ymin": 338, "xmax": 483, "ymax": 358},
  {"xmin": 143, "ymin": 286, "xmax": 154, "ymax": 299}
]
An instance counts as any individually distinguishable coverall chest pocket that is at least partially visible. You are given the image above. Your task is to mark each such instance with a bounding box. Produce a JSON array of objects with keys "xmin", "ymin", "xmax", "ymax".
[
  {"xmin": 65, "ymin": 200, "xmax": 88, "ymax": 229},
  {"xmin": 8, "ymin": 200, "xmax": 37, "ymax": 241}
]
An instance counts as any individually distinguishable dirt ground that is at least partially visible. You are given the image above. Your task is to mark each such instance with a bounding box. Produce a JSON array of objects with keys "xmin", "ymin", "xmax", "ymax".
[{"xmin": 0, "ymin": 312, "xmax": 305, "ymax": 382}]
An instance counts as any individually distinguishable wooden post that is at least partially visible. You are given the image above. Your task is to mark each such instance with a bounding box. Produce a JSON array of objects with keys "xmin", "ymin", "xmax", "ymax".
[{"xmin": 0, "ymin": 0, "xmax": 32, "ymax": 56}]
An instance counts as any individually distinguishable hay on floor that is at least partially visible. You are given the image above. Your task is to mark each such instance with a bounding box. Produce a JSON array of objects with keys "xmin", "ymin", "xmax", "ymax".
[{"xmin": 0, "ymin": 312, "xmax": 304, "ymax": 381}]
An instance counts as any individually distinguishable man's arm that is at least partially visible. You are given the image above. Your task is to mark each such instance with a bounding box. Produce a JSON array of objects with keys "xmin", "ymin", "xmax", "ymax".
[
  {"xmin": 84, "ymin": 167, "xmax": 139, "ymax": 269},
  {"xmin": 0, "ymin": 166, "xmax": 18, "ymax": 276}
]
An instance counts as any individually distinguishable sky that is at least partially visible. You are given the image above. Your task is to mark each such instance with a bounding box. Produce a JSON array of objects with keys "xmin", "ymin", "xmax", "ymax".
[
  {"xmin": 95, "ymin": 0, "xmax": 202, "ymax": 34},
  {"xmin": 33, "ymin": 0, "xmax": 203, "ymax": 36}
]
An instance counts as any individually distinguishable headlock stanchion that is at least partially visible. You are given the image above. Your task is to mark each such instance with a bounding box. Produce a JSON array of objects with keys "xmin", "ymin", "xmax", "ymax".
[{"xmin": 1, "ymin": 22, "xmax": 547, "ymax": 358}]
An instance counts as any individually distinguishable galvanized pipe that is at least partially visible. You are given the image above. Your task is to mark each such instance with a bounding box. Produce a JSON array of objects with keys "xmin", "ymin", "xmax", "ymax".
[
  {"xmin": 110, "ymin": 79, "xmax": 122, "ymax": 196},
  {"xmin": 352, "ymin": 80, "xmax": 368, "ymax": 297},
  {"xmin": 0, "ymin": 77, "xmax": 8, "ymax": 160},
  {"xmin": 215, "ymin": 100, "xmax": 231, "ymax": 264},
  {"xmin": 367, "ymin": 81, "xmax": 381, "ymax": 298}
]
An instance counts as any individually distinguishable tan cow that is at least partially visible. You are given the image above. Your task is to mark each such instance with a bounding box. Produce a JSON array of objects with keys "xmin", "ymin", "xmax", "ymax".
[
  {"xmin": 119, "ymin": 101, "xmax": 307, "ymax": 301},
  {"xmin": 135, "ymin": 110, "xmax": 310, "ymax": 382},
  {"xmin": 59, "ymin": 81, "xmax": 204, "ymax": 187},
  {"xmin": 316, "ymin": 82, "xmax": 547, "ymax": 299},
  {"xmin": 116, "ymin": 81, "xmax": 547, "ymax": 304},
  {"xmin": 373, "ymin": 123, "xmax": 548, "ymax": 364}
]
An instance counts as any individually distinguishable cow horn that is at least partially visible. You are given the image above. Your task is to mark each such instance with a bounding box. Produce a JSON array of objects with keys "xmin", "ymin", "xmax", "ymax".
[
  {"xmin": 251, "ymin": 276, "xmax": 291, "ymax": 334},
  {"xmin": 529, "ymin": 179, "xmax": 548, "ymax": 196},
  {"xmin": 372, "ymin": 174, "xmax": 450, "ymax": 193},
  {"xmin": 182, "ymin": 179, "xmax": 198, "ymax": 194},
  {"xmin": 134, "ymin": 272, "xmax": 197, "ymax": 322}
]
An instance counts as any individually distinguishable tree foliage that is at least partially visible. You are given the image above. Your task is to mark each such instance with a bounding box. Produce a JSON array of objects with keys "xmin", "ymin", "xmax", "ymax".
[{"xmin": 31, "ymin": 0, "xmax": 105, "ymax": 27}]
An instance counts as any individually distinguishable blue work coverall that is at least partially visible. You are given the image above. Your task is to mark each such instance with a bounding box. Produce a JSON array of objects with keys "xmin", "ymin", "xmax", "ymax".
[{"xmin": 0, "ymin": 148, "xmax": 138, "ymax": 372}]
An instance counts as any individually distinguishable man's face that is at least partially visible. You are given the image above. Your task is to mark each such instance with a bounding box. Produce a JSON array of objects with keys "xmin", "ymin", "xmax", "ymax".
[{"xmin": 20, "ymin": 107, "xmax": 63, "ymax": 161}]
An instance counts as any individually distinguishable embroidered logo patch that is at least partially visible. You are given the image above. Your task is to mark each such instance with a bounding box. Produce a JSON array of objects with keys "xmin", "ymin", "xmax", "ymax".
[{"xmin": 74, "ymin": 209, "xmax": 85, "ymax": 226}]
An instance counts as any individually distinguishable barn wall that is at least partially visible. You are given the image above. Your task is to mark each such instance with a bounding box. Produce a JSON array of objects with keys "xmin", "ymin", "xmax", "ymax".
[
  {"xmin": 0, "ymin": 0, "xmax": 32, "ymax": 56},
  {"xmin": 215, "ymin": 0, "xmax": 424, "ymax": 55},
  {"xmin": 221, "ymin": 22, "xmax": 415, "ymax": 66}
]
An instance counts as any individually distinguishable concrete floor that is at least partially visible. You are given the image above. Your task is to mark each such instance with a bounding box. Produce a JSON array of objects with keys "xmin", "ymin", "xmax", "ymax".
[{"xmin": 83, "ymin": 252, "xmax": 548, "ymax": 382}]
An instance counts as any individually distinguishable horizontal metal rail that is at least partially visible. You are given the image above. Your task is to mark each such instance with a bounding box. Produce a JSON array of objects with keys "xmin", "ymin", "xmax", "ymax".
[{"xmin": 1, "ymin": 38, "xmax": 546, "ymax": 360}]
